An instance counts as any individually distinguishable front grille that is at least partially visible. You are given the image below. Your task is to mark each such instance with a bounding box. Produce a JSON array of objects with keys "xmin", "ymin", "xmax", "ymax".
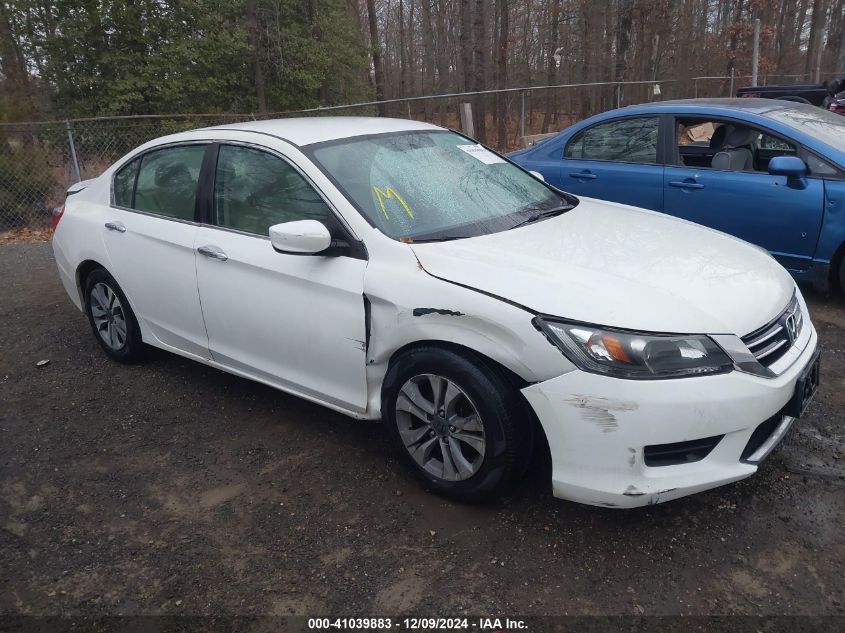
[
  {"xmin": 741, "ymin": 294, "xmax": 803, "ymax": 368},
  {"xmin": 644, "ymin": 435, "xmax": 724, "ymax": 467}
]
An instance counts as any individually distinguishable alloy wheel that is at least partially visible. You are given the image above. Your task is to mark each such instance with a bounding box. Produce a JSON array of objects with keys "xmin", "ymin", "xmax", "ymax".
[
  {"xmin": 395, "ymin": 373, "xmax": 486, "ymax": 481},
  {"xmin": 89, "ymin": 282, "xmax": 128, "ymax": 350}
]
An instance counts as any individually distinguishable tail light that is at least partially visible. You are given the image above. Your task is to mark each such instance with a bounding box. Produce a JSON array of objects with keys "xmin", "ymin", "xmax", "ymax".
[
  {"xmin": 831, "ymin": 102, "xmax": 845, "ymax": 115},
  {"xmin": 51, "ymin": 205, "xmax": 65, "ymax": 230}
]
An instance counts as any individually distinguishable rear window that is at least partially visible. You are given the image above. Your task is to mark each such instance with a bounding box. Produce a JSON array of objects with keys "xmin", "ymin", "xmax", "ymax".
[
  {"xmin": 113, "ymin": 159, "xmax": 139, "ymax": 208},
  {"xmin": 565, "ymin": 117, "xmax": 659, "ymax": 164},
  {"xmin": 112, "ymin": 144, "xmax": 207, "ymax": 220}
]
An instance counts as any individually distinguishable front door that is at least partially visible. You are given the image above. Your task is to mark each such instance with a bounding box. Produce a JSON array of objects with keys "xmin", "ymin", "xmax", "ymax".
[
  {"xmin": 664, "ymin": 117, "xmax": 824, "ymax": 272},
  {"xmin": 194, "ymin": 143, "xmax": 368, "ymax": 411}
]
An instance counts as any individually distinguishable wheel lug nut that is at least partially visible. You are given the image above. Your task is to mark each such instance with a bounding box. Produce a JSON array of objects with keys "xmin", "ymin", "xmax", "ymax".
[{"xmin": 449, "ymin": 425, "xmax": 456, "ymax": 433}]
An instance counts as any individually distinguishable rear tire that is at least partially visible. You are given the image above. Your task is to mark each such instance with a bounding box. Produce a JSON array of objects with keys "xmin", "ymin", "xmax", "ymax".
[
  {"xmin": 83, "ymin": 269, "xmax": 145, "ymax": 363},
  {"xmin": 382, "ymin": 346, "xmax": 533, "ymax": 502}
]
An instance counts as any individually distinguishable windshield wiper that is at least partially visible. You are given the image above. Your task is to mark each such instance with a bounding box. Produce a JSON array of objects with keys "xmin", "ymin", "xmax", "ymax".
[
  {"xmin": 409, "ymin": 235, "xmax": 468, "ymax": 243},
  {"xmin": 509, "ymin": 205, "xmax": 571, "ymax": 230}
]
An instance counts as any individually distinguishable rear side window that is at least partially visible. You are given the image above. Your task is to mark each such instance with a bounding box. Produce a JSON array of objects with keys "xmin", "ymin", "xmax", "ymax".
[
  {"xmin": 113, "ymin": 159, "xmax": 139, "ymax": 208},
  {"xmin": 133, "ymin": 145, "xmax": 206, "ymax": 221},
  {"xmin": 565, "ymin": 117, "xmax": 659, "ymax": 164},
  {"xmin": 213, "ymin": 145, "xmax": 332, "ymax": 236}
]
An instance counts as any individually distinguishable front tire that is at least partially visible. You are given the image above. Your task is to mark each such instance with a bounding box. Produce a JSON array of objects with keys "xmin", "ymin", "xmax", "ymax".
[
  {"xmin": 382, "ymin": 346, "xmax": 532, "ymax": 502},
  {"xmin": 83, "ymin": 269, "xmax": 144, "ymax": 363}
]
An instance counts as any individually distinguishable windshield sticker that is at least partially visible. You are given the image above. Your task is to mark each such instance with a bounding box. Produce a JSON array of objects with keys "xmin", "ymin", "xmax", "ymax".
[
  {"xmin": 372, "ymin": 186, "xmax": 414, "ymax": 220},
  {"xmin": 456, "ymin": 144, "xmax": 505, "ymax": 165}
]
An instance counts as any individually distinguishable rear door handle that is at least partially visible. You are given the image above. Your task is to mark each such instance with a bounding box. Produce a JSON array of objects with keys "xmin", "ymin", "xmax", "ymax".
[
  {"xmin": 669, "ymin": 181, "xmax": 705, "ymax": 190},
  {"xmin": 104, "ymin": 221, "xmax": 126, "ymax": 233},
  {"xmin": 569, "ymin": 172, "xmax": 597, "ymax": 180},
  {"xmin": 197, "ymin": 245, "xmax": 228, "ymax": 261}
]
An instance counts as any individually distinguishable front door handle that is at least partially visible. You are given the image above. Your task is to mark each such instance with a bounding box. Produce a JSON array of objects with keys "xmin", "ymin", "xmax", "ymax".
[
  {"xmin": 197, "ymin": 245, "xmax": 228, "ymax": 261},
  {"xmin": 104, "ymin": 221, "xmax": 126, "ymax": 233},
  {"xmin": 668, "ymin": 180, "xmax": 705, "ymax": 190},
  {"xmin": 569, "ymin": 171, "xmax": 597, "ymax": 180}
]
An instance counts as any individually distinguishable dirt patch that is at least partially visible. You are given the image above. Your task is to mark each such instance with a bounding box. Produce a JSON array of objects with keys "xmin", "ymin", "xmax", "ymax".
[
  {"xmin": 0, "ymin": 243, "xmax": 843, "ymax": 617},
  {"xmin": 0, "ymin": 227, "xmax": 53, "ymax": 244}
]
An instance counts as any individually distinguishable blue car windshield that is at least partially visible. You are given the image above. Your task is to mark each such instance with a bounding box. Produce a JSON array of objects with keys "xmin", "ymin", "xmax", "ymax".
[{"xmin": 765, "ymin": 106, "xmax": 845, "ymax": 154}]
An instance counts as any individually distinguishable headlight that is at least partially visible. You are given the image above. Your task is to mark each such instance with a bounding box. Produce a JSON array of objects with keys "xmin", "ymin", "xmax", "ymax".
[{"xmin": 534, "ymin": 317, "xmax": 733, "ymax": 379}]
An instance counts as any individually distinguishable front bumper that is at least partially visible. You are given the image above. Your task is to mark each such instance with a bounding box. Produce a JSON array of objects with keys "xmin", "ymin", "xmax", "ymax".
[{"xmin": 521, "ymin": 324, "xmax": 818, "ymax": 508}]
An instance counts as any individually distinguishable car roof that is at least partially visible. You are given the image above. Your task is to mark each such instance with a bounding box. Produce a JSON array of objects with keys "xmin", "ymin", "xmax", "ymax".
[
  {"xmin": 612, "ymin": 97, "xmax": 812, "ymax": 116},
  {"xmin": 202, "ymin": 116, "xmax": 443, "ymax": 147}
]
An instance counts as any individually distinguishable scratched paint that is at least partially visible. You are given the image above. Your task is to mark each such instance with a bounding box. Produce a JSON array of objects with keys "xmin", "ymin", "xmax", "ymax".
[{"xmin": 565, "ymin": 395, "xmax": 638, "ymax": 432}]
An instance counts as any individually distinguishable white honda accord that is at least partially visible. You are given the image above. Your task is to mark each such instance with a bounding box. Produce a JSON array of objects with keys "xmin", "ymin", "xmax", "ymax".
[{"xmin": 52, "ymin": 117, "xmax": 820, "ymax": 507}]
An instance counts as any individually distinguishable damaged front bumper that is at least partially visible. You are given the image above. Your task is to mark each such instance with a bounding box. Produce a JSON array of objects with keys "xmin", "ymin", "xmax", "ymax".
[{"xmin": 520, "ymin": 325, "xmax": 818, "ymax": 508}]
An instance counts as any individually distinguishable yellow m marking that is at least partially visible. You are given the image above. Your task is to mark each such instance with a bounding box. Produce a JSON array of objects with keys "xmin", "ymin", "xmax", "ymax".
[{"xmin": 372, "ymin": 186, "xmax": 414, "ymax": 220}]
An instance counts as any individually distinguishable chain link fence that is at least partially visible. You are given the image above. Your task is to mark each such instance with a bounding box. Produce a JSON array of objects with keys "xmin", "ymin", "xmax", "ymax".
[{"xmin": 2, "ymin": 71, "xmax": 842, "ymax": 231}]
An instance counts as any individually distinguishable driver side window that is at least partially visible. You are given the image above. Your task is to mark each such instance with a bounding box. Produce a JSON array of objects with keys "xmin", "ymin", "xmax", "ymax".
[
  {"xmin": 675, "ymin": 119, "xmax": 797, "ymax": 172},
  {"xmin": 213, "ymin": 145, "xmax": 332, "ymax": 236}
]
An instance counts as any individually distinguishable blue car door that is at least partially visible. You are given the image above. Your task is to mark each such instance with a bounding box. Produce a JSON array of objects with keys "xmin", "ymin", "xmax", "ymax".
[
  {"xmin": 560, "ymin": 115, "xmax": 665, "ymax": 211},
  {"xmin": 663, "ymin": 117, "xmax": 824, "ymax": 272}
]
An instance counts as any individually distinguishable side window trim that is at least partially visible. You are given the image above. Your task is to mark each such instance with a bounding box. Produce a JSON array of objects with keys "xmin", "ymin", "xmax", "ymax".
[
  {"xmin": 110, "ymin": 140, "xmax": 210, "ymax": 224},
  {"xmin": 563, "ymin": 115, "xmax": 662, "ymax": 166},
  {"xmin": 206, "ymin": 141, "xmax": 367, "ymax": 259}
]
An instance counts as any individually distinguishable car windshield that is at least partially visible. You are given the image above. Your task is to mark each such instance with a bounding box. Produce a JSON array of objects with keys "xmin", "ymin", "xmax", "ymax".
[
  {"xmin": 308, "ymin": 130, "xmax": 575, "ymax": 241},
  {"xmin": 764, "ymin": 106, "xmax": 845, "ymax": 153}
]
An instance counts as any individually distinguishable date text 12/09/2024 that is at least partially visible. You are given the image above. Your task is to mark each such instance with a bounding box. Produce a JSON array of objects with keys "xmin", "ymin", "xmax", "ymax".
[{"xmin": 308, "ymin": 618, "xmax": 528, "ymax": 630}]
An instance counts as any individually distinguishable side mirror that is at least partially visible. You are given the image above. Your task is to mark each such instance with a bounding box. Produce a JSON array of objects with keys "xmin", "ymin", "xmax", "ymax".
[
  {"xmin": 768, "ymin": 156, "xmax": 807, "ymax": 178},
  {"xmin": 768, "ymin": 156, "xmax": 808, "ymax": 190},
  {"xmin": 529, "ymin": 170, "xmax": 546, "ymax": 182},
  {"xmin": 269, "ymin": 220, "xmax": 333, "ymax": 255}
]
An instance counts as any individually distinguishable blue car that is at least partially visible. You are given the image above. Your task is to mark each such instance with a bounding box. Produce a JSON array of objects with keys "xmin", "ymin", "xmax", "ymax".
[{"xmin": 508, "ymin": 98, "xmax": 845, "ymax": 293}]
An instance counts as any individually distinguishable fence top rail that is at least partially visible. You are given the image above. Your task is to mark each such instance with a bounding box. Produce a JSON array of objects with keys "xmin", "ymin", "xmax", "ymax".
[{"xmin": 3, "ymin": 70, "xmax": 843, "ymax": 128}]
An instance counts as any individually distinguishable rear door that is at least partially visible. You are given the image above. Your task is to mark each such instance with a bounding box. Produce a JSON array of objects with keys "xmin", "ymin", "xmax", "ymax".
[
  {"xmin": 561, "ymin": 115, "xmax": 664, "ymax": 211},
  {"xmin": 663, "ymin": 117, "xmax": 824, "ymax": 272},
  {"xmin": 103, "ymin": 144, "xmax": 210, "ymax": 358}
]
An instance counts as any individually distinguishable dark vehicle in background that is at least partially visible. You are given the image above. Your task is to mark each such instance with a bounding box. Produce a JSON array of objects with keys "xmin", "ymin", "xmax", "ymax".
[{"xmin": 736, "ymin": 84, "xmax": 828, "ymax": 106}]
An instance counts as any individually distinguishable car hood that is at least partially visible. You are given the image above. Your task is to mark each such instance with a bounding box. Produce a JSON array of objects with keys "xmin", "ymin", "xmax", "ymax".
[{"xmin": 410, "ymin": 198, "xmax": 794, "ymax": 336}]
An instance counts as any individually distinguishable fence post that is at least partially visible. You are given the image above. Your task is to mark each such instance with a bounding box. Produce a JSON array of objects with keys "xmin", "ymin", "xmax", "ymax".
[
  {"xmin": 519, "ymin": 91, "xmax": 526, "ymax": 140},
  {"xmin": 460, "ymin": 102, "xmax": 475, "ymax": 137},
  {"xmin": 751, "ymin": 18, "xmax": 760, "ymax": 87},
  {"xmin": 65, "ymin": 120, "xmax": 82, "ymax": 183},
  {"xmin": 728, "ymin": 68, "xmax": 735, "ymax": 97}
]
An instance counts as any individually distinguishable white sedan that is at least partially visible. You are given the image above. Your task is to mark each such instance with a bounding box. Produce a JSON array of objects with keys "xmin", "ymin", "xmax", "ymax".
[{"xmin": 52, "ymin": 117, "xmax": 820, "ymax": 507}]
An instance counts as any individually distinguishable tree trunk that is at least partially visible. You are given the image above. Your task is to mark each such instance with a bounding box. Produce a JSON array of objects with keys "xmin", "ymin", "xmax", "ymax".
[
  {"xmin": 495, "ymin": 0, "xmax": 509, "ymax": 148},
  {"xmin": 459, "ymin": 0, "xmax": 473, "ymax": 93},
  {"xmin": 805, "ymin": 0, "xmax": 830, "ymax": 77},
  {"xmin": 246, "ymin": 0, "xmax": 268, "ymax": 113},
  {"xmin": 366, "ymin": 0, "xmax": 387, "ymax": 115},
  {"xmin": 420, "ymin": 0, "xmax": 436, "ymax": 118},
  {"xmin": 542, "ymin": 0, "xmax": 562, "ymax": 133},
  {"xmin": 472, "ymin": 0, "xmax": 488, "ymax": 142}
]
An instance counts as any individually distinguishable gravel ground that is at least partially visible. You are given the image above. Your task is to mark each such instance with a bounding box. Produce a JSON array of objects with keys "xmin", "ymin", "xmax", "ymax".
[{"xmin": 1, "ymin": 242, "xmax": 843, "ymax": 617}]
